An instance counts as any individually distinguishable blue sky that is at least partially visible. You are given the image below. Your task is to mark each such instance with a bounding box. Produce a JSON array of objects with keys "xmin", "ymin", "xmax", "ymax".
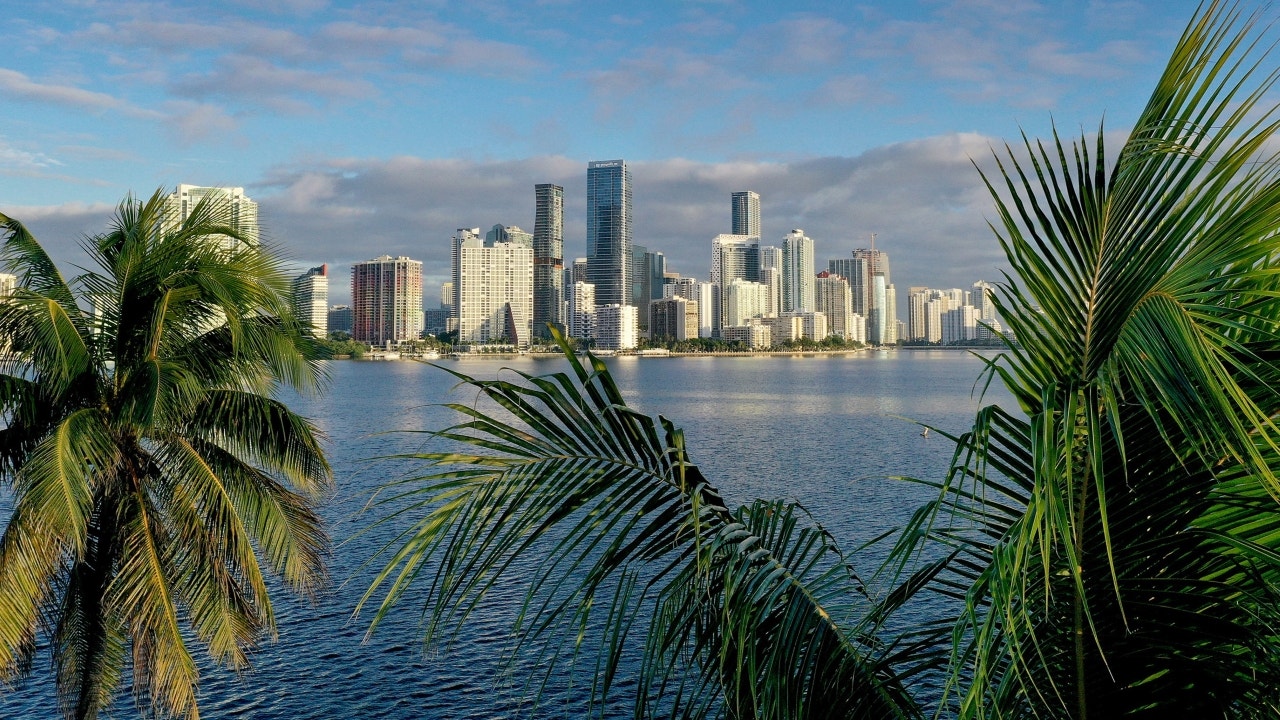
[{"xmin": 2, "ymin": 0, "xmax": 1214, "ymax": 304}]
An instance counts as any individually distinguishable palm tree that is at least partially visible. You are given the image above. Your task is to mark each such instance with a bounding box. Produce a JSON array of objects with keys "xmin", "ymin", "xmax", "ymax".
[
  {"xmin": 902, "ymin": 2, "xmax": 1280, "ymax": 716},
  {"xmin": 364, "ymin": 2, "xmax": 1280, "ymax": 717},
  {"xmin": 0, "ymin": 189, "xmax": 331, "ymax": 720}
]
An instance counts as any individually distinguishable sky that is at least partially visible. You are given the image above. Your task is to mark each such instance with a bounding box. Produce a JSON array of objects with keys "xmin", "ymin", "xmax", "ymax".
[{"xmin": 1, "ymin": 0, "xmax": 1219, "ymax": 306}]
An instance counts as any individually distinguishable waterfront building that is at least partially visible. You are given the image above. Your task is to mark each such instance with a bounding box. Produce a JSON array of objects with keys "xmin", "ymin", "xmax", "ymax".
[
  {"xmin": 533, "ymin": 183, "xmax": 565, "ymax": 338},
  {"xmin": 907, "ymin": 286, "xmax": 930, "ymax": 341},
  {"xmin": 424, "ymin": 308, "xmax": 449, "ymax": 336},
  {"xmin": 452, "ymin": 228, "xmax": 535, "ymax": 349},
  {"xmin": 815, "ymin": 271, "xmax": 855, "ymax": 341},
  {"xmin": 351, "ymin": 255, "xmax": 423, "ymax": 345},
  {"xmin": 721, "ymin": 323, "xmax": 771, "ymax": 349},
  {"xmin": 711, "ymin": 233, "xmax": 759, "ymax": 335},
  {"xmin": 884, "ymin": 283, "xmax": 898, "ymax": 344},
  {"xmin": 731, "ymin": 191, "xmax": 761, "ymax": 239},
  {"xmin": 836, "ymin": 247, "xmax": 892, "ymax": 342},
  {"xmin": 649, "ymin": 296, "xmax": 698, "ymax": 341},
  {"xmin": 725, "ymin": 278, "xmax": 768, "ymax": 327},
  {"xmin": 971, "ymin": 280, "xmax": 998, "ymax": 339},
  {"xmin": 568, "ymin": 281, "xmax": 596, "ymax": 340},
  {"xmin": 163, "ymin": 184, "xmax": 259, "ymax": 245},
  {"xmin": 666, "ymin": 278, "xmax": 716, "ymax": 338},
  {"xmin": 782, "ymin": 229, "xmax": 815, "ymax": 313},
  {"xmin": 587, "ymin": 159, "xmax": 632, "ymax": 307},
  {"xmin": 763, "ymin": 314, "xmax": 801, "ymax": 344},
  {"xmin": 943, "ymin": 304, "xmax": 978, "ymax": 344},
  {"xmin": 850, "ymin": 313, "xmax": 867, "ymax": 344},
  {"xmin": 290, "ymin": 265, "xmax": 329, "ymax": 336},
  {"xmin": 595, "ymin": 304, "xmax": 637, "ymax": 351},
  {"xmin": 924, "ymin": 296, "xmax": 948, "ymax": 343},
  {"xmin": 630, "ymin": 245, "xmax": 665, "ymax": 332},
  {"xmin": 327, "ymin": 304, "xmax": 352, "ymax": 334}
]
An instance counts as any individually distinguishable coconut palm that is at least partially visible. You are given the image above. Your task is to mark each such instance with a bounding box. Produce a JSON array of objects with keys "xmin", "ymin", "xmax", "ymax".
[
  {"xmin": 0, "ymin": 190, "xmax": 331, "ymax": 720},
  {"xmin": 902, "ymin": 2, "xmax": 1280, "ymax": 716},
  {"xmin": 365, "ymin": 2, "xmax": 1280, "ymax": 717}
]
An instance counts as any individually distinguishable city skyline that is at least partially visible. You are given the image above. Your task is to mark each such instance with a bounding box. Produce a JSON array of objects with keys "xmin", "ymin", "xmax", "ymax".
[{"xmin": 2, "ymin": 2, "xmax": 1209, "ymax": 312}]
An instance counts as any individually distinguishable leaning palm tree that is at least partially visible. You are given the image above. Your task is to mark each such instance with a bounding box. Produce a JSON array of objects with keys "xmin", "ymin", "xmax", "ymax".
[
  {"xmin": 0, "ymin": 190, "xmax": 331, "ymax": 720},
  {"xmin": 365, "ymin": 2, "xmax": 1280, "ymax": 717}
]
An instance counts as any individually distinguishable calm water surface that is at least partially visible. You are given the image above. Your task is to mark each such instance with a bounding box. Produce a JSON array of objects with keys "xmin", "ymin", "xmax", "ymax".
[{"xmin": 0, "ymin": 350, "xmax": 1013, "ymax": 718}]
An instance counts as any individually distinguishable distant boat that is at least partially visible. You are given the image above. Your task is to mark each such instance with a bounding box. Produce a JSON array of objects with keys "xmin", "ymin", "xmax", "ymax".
[{"xmin": 921, "ymin": 428, "xmax": 929, "ymax": 438}]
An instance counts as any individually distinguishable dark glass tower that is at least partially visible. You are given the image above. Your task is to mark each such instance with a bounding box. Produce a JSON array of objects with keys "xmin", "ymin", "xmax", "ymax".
[
  {"xmin": 586, "ymin": 159, "xmax": 632, "ymax": 308},
  {"xmin": 533, "ymin": 183, "xmax": 564, "ymax": 337},
  {"xmin": 731, "ymin": 191, "xmax": 760, "ymax": 238}
]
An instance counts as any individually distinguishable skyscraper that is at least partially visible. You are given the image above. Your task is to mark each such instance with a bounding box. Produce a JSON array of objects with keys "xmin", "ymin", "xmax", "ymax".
[
  {"xmin": 586, "ymin": 159, "xmax": 632, "ymax": 308},
  {"xmin": 731, "ymin": 191, "xmax": 760, "ymax": 239},
  {"xmin": 842, "ymin": 247, "xmax": 892, "ymax": 344},
  {"xmin": 163, "ymin": 184, "xmax": 259, "ymax": 244},
  {"xmin": 710, "ymin": 234, "xmax": 759, "ymax": 335},
  {"xmin": 291, "ymin": 265, "xmax": 329, "ymax": 336},
  {"xmin": 351, "ymin": 255, "xmax": 423, "ymax": 345},
  {"xmin": 452, "ymin": 228, "xmax": 535, "ymax": 348},
  {"xmin": 782, "ymin": 229, "xmax": 815, "ymax": 313},
  {"xmin": 533, "ymin": 183, "xmax": 565, "ymax": 338}
]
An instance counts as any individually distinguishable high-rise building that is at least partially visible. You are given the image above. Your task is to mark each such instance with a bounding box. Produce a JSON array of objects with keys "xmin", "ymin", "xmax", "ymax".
[
  {"xmin": 815, "ymin": 271, "xmax": 854, "ymax": 341},
  {"xmin": 485, "ymin": 223, "xmax": 533, "ymax": 248},
  {"xmin": 725, "ymin": 278, "xmax": 768, "ymax": 327},
  {"xmin": 840, "ymin": 247, "xmax": 892, "ymax": 344},
  {"xmin": 533, "ymin": 183, "xmax": 565, "ymax": 338},
  {"xmin": 0, "ymin": 273, "xmax": 16, "ymax": 299},
  {"xmin": 782, "ymin": 229, "xmax": 815, "ymax": 313},
  {"xmin": 759, "ymin": 245, "xmax": 783, "ymax": 317},
  {"xmin": 711, "ymin": 233, "xmax": 759, "ymax": 335},
  {"xmin": 568, "ymin": 281, "xmax": 596, "ymax": 340},
  {"xmin": 351, "ymin": 255, "xmax": 423, "ymax": 345},
  {"xmin": 731, "ymin": 191, "xmax": 761, "ymax": 239},
  {"xmin": 452, "ymin": 228, "xmax": 534, "ymax": 348},
  {"xmin": 666, "ymin": 278, "xmax": 716, "ymax": 338},
  {"xmin": 163, "ymin": 184, "xmax": 259, "ymax": 244},
  {"xmin": 595, "ymin": 304, "xmax": 638, "ymax": 350},
  {"xmin": 291, "ymin": 265, "xmax": 329, "ymax": 336},
  {"xmin": 907, "ymin": 287, "xmax": 931, "ymax": 341},
  {"xmin": 587, "ymin": 159, "xmax": 632, "ymax": 308},
  {"xmin": 649, "ymin": 296, "xmax": 698, "ymax": 341},
  {"xmin": 327, "ymin": 304, "xmax": 352, "ymax": 334}
]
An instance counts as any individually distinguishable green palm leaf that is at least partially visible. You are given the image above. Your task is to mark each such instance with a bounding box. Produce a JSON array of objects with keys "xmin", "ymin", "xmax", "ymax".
[{"xmin": 364, "ymin": 332, "xmax": 935, "ymax": 719}]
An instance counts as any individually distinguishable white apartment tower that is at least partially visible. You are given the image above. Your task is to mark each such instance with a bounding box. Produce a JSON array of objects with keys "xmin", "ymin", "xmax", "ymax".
[
  {"xmin": 452, "ymin": 228, "xmax": 535, "ymax": 348},
  {"xmin": 291, "ymin": 265, "xmax": 329, "ymax": 336},
  {"xmin": 782, "ymin": 229, "xmax": 815, "ymax": 313},
  {"xmin": 568, "ymin": 281, "xmax": 596, "ymax": 341},
  {"xmin": 710, "ymin": 233, "xmax": 759, "ymax": 335},
  {"xmin": 595, "ymin": 304, "xmax": 638, "ymax": 351},
  {"xmin": 163, "ymin": 184, "xmax": 259, "ymax": 244},
  {"xmin": 725, "ymin": 278, "xmax": 769, "ymax": 327},
  {"xmin": 815, "ymin": 271, "xmax": 855, "ymax": 341}
]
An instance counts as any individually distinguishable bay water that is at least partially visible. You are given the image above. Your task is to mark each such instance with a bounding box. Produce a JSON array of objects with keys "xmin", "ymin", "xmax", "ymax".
[{"xmin": 0, "ymin": 349, "xmax": 1012, "ymax": 718}]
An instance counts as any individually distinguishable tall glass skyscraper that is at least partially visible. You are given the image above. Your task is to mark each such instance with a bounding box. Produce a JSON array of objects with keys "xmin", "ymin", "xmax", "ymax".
[
  {"xmin": 586, "ymin": 160, "xmax": 632, "ymax": 308},
  {"xmin": 731, "ymin": 191, "xmax": 760, "ymax": 239},
  {"xmin": 533, "ymin": 183, "xmax": 564, "ymax": 337}
]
